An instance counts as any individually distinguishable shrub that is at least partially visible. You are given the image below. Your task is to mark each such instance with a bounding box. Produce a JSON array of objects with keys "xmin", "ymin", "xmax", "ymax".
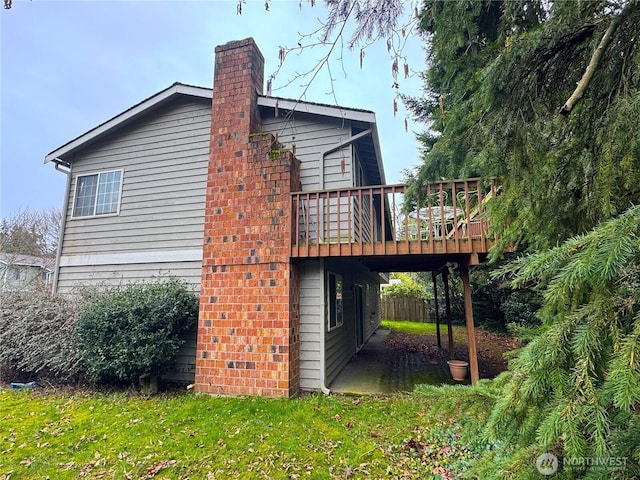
[
  {"xmin": 0, "ymin": 290, "xmax": 86, "ymax": 383},
  {"xmin": 76, "ymin": 279, "xmax": 198, "ymax": 385},
  {"xmin": 382, "ymin": 273, "xmax": 430, "ymax": 300},
  {"xmin": 471, "ymin": 264, "xmax": 542, "ymax": 332},
  {"xmin": 500, "ymin": 289, "xmax": 541, "ymax": 327}
]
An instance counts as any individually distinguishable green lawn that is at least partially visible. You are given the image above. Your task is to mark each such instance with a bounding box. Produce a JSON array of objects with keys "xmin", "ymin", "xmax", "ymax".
[
  {"xmin": 381, "ymin": 319, "xmax": 446, "ymax": 335},
  {"xmin": 0, "ymin": 387, "xmax": 489, "ymax": 479},
  {"xmin": 381, "ymin": 319, "xmax": 472, "ymax": 344}
]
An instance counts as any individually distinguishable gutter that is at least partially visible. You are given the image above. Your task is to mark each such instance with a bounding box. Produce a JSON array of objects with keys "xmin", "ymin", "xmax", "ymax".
[{"xmin": 50, "ymin": 158, "xmax": 71, "ymax": 293}]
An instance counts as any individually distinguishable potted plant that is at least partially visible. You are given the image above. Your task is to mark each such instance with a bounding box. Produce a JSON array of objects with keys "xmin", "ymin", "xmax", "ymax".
[{"xmin": 447, "ymin": 359, "xmax": 469, "ymax": 381}]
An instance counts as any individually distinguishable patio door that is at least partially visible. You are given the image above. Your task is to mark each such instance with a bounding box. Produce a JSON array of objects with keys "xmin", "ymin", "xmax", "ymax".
[{"xmin": 354, "ymin": 284, "xmax": 364, "ymax": 350}]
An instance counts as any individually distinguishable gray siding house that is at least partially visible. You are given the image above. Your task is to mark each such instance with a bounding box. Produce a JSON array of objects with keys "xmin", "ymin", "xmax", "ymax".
[
  {"xmin": 46, "ymin": 44, "xmax": 389, "ymax": 393},
  {"xmin": 0, "ymin": 253, "xmax": 54, "ymax": 292}
]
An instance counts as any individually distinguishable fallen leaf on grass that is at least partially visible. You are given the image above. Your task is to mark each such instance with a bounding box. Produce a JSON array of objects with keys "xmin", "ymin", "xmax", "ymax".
[
  {"xmin": 145, "ymin": 460, "xmax": 179, "ymax": 477},
  {"xmin": 431, "ymin": 465, "xmax": 454, "ymax": 480},
  {"xmin": 436, "ymin": 445, "xmax": 452, "ymax": 456}
]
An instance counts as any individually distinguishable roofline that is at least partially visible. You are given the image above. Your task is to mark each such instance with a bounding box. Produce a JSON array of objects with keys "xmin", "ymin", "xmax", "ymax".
[
  {"xmin": 44, "ymin": 83, "xmax": 213, "ymax": 163},
  {"xmin": 44, "ymin": 83, "xmax": 380, "ymax": 163},
  {"xmin": 257, "ymin": 96, "xmax": 376, "ymax": 123},
  {"xmin": 0, "ymin": 258, "xmax": 54, "ymax": 271}
]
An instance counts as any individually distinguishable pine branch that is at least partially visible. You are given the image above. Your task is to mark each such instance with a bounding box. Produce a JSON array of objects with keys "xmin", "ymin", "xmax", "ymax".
[{"xmin": 560, "ymin": 5, "xmax": 631, "ymax": 115}]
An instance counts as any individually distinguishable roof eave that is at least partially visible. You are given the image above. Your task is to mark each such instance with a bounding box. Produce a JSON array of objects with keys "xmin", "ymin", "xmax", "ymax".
[
  {"xmin": 257, "ymin": 96, "xmax": 376, "ymax": 123},
  {"xmin": 44, "ymin": 83, "xmax": 213, "ymax": 163}
]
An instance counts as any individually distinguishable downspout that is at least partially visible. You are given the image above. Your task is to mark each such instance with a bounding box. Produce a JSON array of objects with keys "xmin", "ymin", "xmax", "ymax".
[
  {"xmin": 50, "ymin": 158, "xmax": 71, "ymax": 294},
  {"xmin": 318, "ymin": 258, "xmax": 331, "ymax": 394},
  {"xmin": 317, "ymin": 128, "xmax": 372, "ymax": 395}
]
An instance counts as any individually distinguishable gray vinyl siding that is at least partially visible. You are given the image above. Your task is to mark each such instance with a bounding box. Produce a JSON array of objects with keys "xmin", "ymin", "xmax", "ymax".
[
  {"xmin": 297, "ymin": 259, "xmax": 383, "ymax": 392},
  {"xmin": 263, "ymin": 114, "xmax": 354, "ymax": 246},
  {"xmin": 261, "ymin": 113, "xmax": 384, "ymax": 388},
  {"xmin": 325, "ymin": 259, "xmax": 383, "ymax": 386},
  {"xmin": 261, "ymin": 113, "xmax": 353, "ymax": 191},
  {"xmin": 263, "ymin": 113, "xmax": 384, "ymax": 246},
  {"xmin": 297, "ymin": 258, "xmax": 384, "ymax": 391},
  {"xmin": 56, "ymin": 96, "xmax": 210, "ymax": 293},
  {"xmin": 56, "ymin": 261, "xmax": 202, "ymax": 291},
  {"xmin": 299, "ymin": 260, "xmax": 323, "ymax": 390},
  {"xmin": 352, "ymin": 150, "xmax": 375, "ymax": 243},
  {"xmin": 163, "ymin": 327, "xmax": 197, "ymax": 384}
]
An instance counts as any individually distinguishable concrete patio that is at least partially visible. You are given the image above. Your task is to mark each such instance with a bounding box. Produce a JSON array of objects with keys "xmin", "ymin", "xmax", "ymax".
[{"xmin": 328, "ymin": 329, "xmax": 468, "ymax": 395}]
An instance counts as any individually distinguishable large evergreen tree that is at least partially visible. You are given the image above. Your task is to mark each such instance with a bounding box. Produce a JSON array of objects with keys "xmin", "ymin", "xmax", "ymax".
[
  {"xmin": 273, "ymin": 5, "xmax": 638, "ymax": 474},
  {"xmin": 405, "ymin": 0, "xmax": 640, "ymax": 252},
  {"xmin": 478, "ymin": 207, "xmax": 640, "ymax": 478},
  {"xmin": 400, "ymin": 1, "xmax": 640, "ymax": 477}
]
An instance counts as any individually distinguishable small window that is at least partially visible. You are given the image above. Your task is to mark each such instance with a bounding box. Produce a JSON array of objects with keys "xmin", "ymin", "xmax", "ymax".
[
  {"xmin": 72, "ymin": 170, "xmax": 123, "ymax": 218},
  {"xmin": 327, "ymin": 272, "xmax": 343, "ymax": 331},
  {"xmin": 8, "ymin": 267, "xmax": 26, "ymax": 281}
]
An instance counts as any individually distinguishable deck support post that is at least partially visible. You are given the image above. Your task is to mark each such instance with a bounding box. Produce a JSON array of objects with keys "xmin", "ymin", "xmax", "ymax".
[
  {"xmin": 459, "ymin": 260, "xmax": 479, "ymax": 385},
  {"xmin": 432, "ymin": 271, "xmax": 441, "ymax": 349},
  {"xmin": 442, "ymin": 268, "xmax": 455, "ymax": 360}
]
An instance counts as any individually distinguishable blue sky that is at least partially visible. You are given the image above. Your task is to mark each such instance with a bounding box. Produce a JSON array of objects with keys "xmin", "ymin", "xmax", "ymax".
[{"xmin": 1, "ymin": 0, "xmax": 425, "ymax": 218}]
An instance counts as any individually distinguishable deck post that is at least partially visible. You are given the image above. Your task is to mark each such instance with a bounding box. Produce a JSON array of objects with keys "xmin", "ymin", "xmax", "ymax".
[
  {"xmin": 432, "ymin": 271, "xmax": 441, "ymax": 349},
  {"xmin": 459, "ymin": 260, "xmax": 479, "ymax": 385},
  {"xmin": 442, "ymin": 268, "xmax": 455, "ymax": 360}
]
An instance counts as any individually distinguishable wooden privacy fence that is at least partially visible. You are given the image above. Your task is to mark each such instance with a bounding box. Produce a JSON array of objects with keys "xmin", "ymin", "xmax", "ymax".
[{"xmin": 381, "ymin": 297, "xmax": 431, "ymax": 323}]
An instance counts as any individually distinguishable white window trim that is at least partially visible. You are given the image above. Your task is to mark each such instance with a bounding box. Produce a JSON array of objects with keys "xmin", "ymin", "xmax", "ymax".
[
  {"xmin": 327, "ymin": 271, "xmax": 344, "ymax": 332},
  {"xmin": 70, "ymin": 169, "xmax": 124, "ymax": 219}
]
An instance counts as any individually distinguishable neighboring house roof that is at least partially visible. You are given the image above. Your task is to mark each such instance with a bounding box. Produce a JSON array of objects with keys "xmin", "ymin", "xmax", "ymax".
[
  {"xmin": 0, "ymin": 253, "xmax": 55, "ymax": 271},
  {"xmin": 44, "ymin": 82, "xmax": 386, "ymax": 185}
]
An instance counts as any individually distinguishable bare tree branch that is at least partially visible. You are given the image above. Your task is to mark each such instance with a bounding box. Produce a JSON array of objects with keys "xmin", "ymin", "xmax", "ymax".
[
  {"xmin": 1, "ymin": 207, "xmax": 62, "ymax": 257},
  {"xmin": 560, "ymin": 4, "xmax": 631, "ymax": 115}
]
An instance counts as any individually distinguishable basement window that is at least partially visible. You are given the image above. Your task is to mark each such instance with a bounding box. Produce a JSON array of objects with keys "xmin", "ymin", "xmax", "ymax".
[
  {"xmin": 72, "ymin": 170, "xmax": 123, "ymax": 218},
  {"xmin": 327, "ymin": 272, "xmax": 343, "ymax": 331}
]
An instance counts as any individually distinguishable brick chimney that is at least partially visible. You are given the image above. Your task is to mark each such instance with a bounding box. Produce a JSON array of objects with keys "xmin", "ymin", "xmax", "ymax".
[{"xmin": 195, "ymin": 38, "xmax": 301, "ymax": 397}]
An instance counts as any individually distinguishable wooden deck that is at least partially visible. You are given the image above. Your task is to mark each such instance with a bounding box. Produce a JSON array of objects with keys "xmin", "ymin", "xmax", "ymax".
[{"xmin": 290, "ymin": 179, "xmax": 498, "ymax": 271}]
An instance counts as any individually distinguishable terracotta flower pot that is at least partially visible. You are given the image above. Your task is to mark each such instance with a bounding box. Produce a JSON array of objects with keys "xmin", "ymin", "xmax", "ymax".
[{"xmin": 447, "ymin": 360, "xmax": 469, "ymax": 381}]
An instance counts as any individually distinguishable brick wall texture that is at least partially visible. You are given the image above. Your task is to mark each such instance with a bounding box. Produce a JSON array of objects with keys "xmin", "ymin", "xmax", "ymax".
[{"xmin": 195, "ymin": 38, "xmax": 301, "ymax": 397}]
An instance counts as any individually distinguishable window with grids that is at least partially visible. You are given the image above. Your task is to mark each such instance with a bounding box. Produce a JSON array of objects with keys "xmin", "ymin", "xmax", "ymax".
[{"xmin": 72, "ymin": 170, "xmax": 123, "ymax": 218}]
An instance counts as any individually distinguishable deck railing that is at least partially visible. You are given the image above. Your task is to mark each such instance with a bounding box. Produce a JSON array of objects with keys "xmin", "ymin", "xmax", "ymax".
[{"xmin": 290, "ymin": 179, "xmax": 497, "ymax": 258}]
